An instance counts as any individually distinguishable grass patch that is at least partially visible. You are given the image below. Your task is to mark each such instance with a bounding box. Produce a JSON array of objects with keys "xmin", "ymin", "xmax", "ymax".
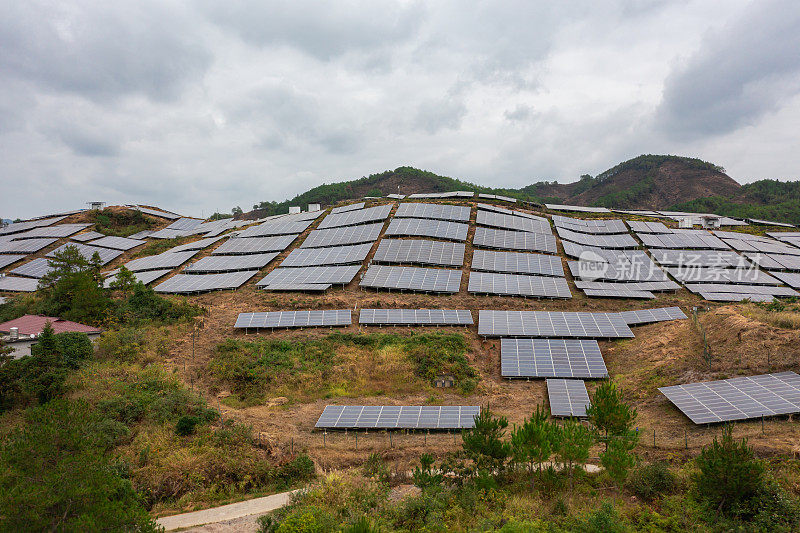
[
  {"xmin": 742, "ymin": 299, "xmax": 800, "ymax": 329},
  {"xmin": 208, "ymin": 333, "xmax": 478, "ymax": 405},
  {"xmin": 91, "ymin": 208, "xmax": 155, "ymax": 237}
]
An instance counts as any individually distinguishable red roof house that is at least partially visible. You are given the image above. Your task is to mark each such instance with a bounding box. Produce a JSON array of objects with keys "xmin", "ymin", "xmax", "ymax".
[{"xmin": 0, "ymin": 315, "xmax": 101, "ymax": 336}]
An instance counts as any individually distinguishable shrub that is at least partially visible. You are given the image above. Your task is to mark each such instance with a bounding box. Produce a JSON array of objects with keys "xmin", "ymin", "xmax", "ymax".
[
  {"xmin": 176, "ymin": 415, "xmax": 200, "ymax": 436},
  {"xmin": 627, "ymin": 462, "xmax": 676, "ymax": 501},
  {"xmin": 363, "ymin": 453, "xmax": 390, "ymax": 484}
]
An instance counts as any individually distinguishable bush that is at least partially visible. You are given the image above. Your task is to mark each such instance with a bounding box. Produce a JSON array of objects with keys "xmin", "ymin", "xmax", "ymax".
[
  {"xmin": 627, "ymin": 462, "xmax": 676, "ymax": 501},
  {"xmin": 176, "ymin": 415, "xmax": 200, "ymax": 436},
  {"xmin": 363, "ymin": 453, "xmax": 390, "ymax": 484}
]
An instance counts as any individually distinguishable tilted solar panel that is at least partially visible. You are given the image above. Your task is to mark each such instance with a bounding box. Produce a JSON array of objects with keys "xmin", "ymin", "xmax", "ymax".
[
  {"xmin": 395, "ymin": 202, "xmax": 471, "ymax": 222},
  {"xmin": 124, "ymin": 250, "xmax": 199, "ymax": 272},
  {"xmin": 9, "ymin": 258, "xmax": 55, "ymax": 278},
  {"xmin": 0, "ymin": 238, "xmax": 58, "ymax": 254},
  {"xmin": 46, "ymin": 243, "xmax": 123, "ymax": 265},
  {"xmin": 331, "ymin": 202, "xmax": 365, "ymax": 214},
  {"xmin": 555, "ymin": 227, "xmax": 638, "ymax": 249},
  {"xmin": 373, "ymin": 239, "xmax": 465, "ymax": 267},
  {"xmin": 575, "ymin": 280, "xmax": 680, "ymax": 292},
  {"xmin": 0, "ymin": 255, "xmax": 27, "ymax": 270},
  {"xmin": 88, "ymin": 235, "xmax": 147, "ymax": 251},
  {"xmin": 385, "ymin": 218, "xmax": 469, "ymax": 241},
  {"xmin": 71, "ymin": 231, "xmax": 104, "ymax": 242},
  {"xmin": 213, "ymin": 235, "xmax": 298, "ymax": 255},
  {"xmin": 184, "ymin": 253, "xmax": 278, "ymax": 273},
  {"xmin": 301, "ymin": 223, "xmax": 384, "ymax": 248},
  {"xmin": 0, "ymin": 216, "xmax": 68, "ymax": 236},
  {"xmin": 745, "ymin": 253, "xmax": 800, "ymax": 271},
  {"xmin": 544, "ymin": 204, "xmax": 611, "ymax": 213},
  {"xmin": 581, "ymin": 288, "xmax": 655, "ymax": 299},
  {"xmin": 314, "ymin": 405, "xmax": 480, "ymax": 429},
  {"xmin": 476, "ymin": 210, "xmax": 551, "ymax": 235},
  {"xmin": 649, "ymin": 249, "xmax": 750, "ymax": 268},
  {"xmin": 167, "ymin": 236, "xmax": 226, "ymax": 253},
  {"xmin": 234, "ymin": 310, "xmax": 352, "ymax": 329},
  {"xmin": 471, "ymin": 249, "xmax": 564, "ymax": 276},
  {"xmin": 154, "ymin": 271, "xmax": 258, "ymax": 294},
  {"xmin": 103, "ymin": 269, "xmax": 171, "ymax": 288},
  {"xmin": 280, "ymin": 243, "xmax": 372, "ymax": 267},
  {"xmin": 771, "ymin": 271, "xmax": 800, "ymax": 288},
  {"xmin": 473, "ymin": 227, "xmax": 557, "ymax": 254},
  {"xmin": 257, "ymin": 265, "xmax": 362, "ymax": 288},
  {"xmin": 236, "ymin": 220, "xmax": 315, "ymax": 238},
  {"xmin": 619, "ymin": 307, "xmax": 687, "ymax": 325},
  {"xmin": 467, "ymin": 271, "xmax": 572, "ymax": 298},
  {"xmin": 552, "ymin": 215, "xmax": 627, "ymax": 234},
  {"xmin": 358, "ymin": 309, "xmax": 473, "ymax": 326},
  {"xmin": 501, "ymin": 338, "xmax": 608, "ymax": 378},
  {"xmin": 626, "ymin": 221, "xmax": 671, "ymax": 233},
  {"xmin": 684, "ymin": 283, "xmax": 799, "ymax": 297},
  {"xmin": 360, "ymin": 265, "xmax": 462, "ymax": 293},
  {"xmin": 9, "ymin": 224, "xmax": 92, "ymax": 240},
  {"xmin": 698, "ymin": 292, "xmax": 776, "ymax": 302},
  {"xmin": 317, "ymin": 204, "xmax": 393, "ymax": 229},
  {"xmin": 478, "ymin": 310, "xmax": 634, "ymax": 338},
  {"xmin": 665, "ymin": 266, "xmax": 781, "ymax": 285},
  {"xmin": 547, "ymin": 379, "xmax": 591, "ymax": 417}
]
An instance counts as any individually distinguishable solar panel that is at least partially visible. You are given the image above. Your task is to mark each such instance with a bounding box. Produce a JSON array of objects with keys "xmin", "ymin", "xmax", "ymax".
[
  {"xmin": 46, "ymin": 243, "xmax": 123, "ymax": 265},
  {"xmin": 468, "ymin": 272, "xmax": 572, "ymax": 298},
  {"xmin": 574, "ymin": 280, "xmax": 680, "ymax": 292},
  {"xmin": 744, "ymin": 253, "xmax": 800, "ymax": 271},
  {"xmin": 236, "ymin": 220, "xmax": 315, "ymax": 238},
  {"xmin": 274, "ymin": 210, "xmax": 326, "ymax": 223},
  {"xmin": 154, "ymin": 270, "xmax": 258, "ymax": 294},
  {"xmin": 166, "ymin": 218, "xmax": 204, "ymax": 231},
  {"xmin": 184, "ymin": 253, "xmax": 278, "ymax": 273},
  {"xmin": 301, "ymin": 223, "xmax": 384, "ymax": 248},
  {"xmin": 147, "ymin": 228, "xmax": 196, "ymax": 239},
  {"xmin": 698, "ymin": 292, "xmax": 776, "ymax": 303},
  {"xmin": 650, "ymin": 249, "xmax": 750, "ymax": 268},
  {"xmin": 473, "ymin": 227, "xmax": 557, "ymax": 254},
  {"xmin": 133, "ymin": 206, "xmax": 182, "ymax": 220},
  {"xmin": 280, "ymin": 243, "xmax": 372, "ymax": 267},
  {"xmin": 723, "ymin": 238, "xmax": 800, "ymax": 256},
  {"xmin": 567, "ymin": 257, "xmax": 668, "ymax": 282},
  {"xmin": 373, "ymin": 239, "xmax": 465, "ymax": 267},
  {"xmin": 547, "ymin": 379, "xmax": 591, "ymax": 417},
  {"xmin": 476, "ymin": 203, "xmax": 541, "ymax": 219},
  {"xmin": 9, "ymin": 258, "xmax": 55, "ymax": 279},
  {"xmin": 659, "ymin": 372, "xmax": 800, "ymax": 424},
  {"xmin": 360, "ymin": 265, "xmax": 462, "ymax": 293},
  {"xmin": 684, "ymin": 283, "xmax": 799, "ymax": 297},
  {"xmin": 395, "ymin": 202, "xmax": 471, "ymax": 222},
  {"xmin": 771, "ymin": 272, "xmax": 800, "ymax": 289},
  {"xmin": 88, "ymin": 235, "xmax": 147, "ymax": 251},
  {"xmin": 358, "ymin": 309, "xmax": 473, "ymax": 326},
  {"xmin": 124, "ymin": 250, "xmax": 199, "ymax": 272},
  {"xmin": 0, "ymin": 275, "xmax": 40, "ymax": 292},
  {"xmin": 331, "ymin": 202, "xmax": 365, "ymax": 214},
  {"xmin": 476, "ymin": 210, "xmax": 551, "ymax": 234},
  {"xmin": 665, "ymin": 266, "xmax": 781, "ymax": 285},
  {"xmin": 552, "ymin": 215, "xmax": 627, "ymax": 234},
  {"xmin": 478, "ymin": 310, "xmax": 634, "ymax": 338},
  {"xmin": 317, "ymin": 204, "xmax": 393, "ymax": 229},
  {"xmin": 314, "ymin": 405, "xmax": 480, "ymax": 430},
  {"xmin": 213, "ymin": 235, "xmax": 298, "ymax": 255},
  {"xmin": 0, "ymin": 238, "xmax": 57, "ymax": 254},
  {"xmin": 581, "ymin": 288, "xmax": 655, "ymax": 299},
  {"xmin": 638, "ymin": 232, "xmax": 729, "ymax": 249},
  {"xmin": 0, "ymin": 216, "xmax": 68, "ymax": 236},
  {"xmin": 8, "ymin": 223, "xmax": 92, "ymax": 240},
  {"xmin": 167, "ymin": 236, "xmax": 226, "ymax": 253},
  {"xmin": 103, "ymin": 269, "xmax": 171, "ymax": 288},
  {"xmin": 234, "ymin": 310, "xmax": 352, "ymax": 329},
  {"xmin": 386, "ymin": 194, "xmax": 405, "ymax": 199},
  {"xmin": 408, "ymin": 191, "xmax": 475, "ymax": 199},
  {"xmin": 257, "ymin": 265, "xmax": 361, "ymax": 289},
  {"xmin": 545, "ymin": 204, "xmax": 611, "ymax": 213},
  {"xmin": 71, "ymin": 231, "xmax": 104, "ymax": 242},
  {"xmin": 556, "ymin": 227, "xmax": 638, "ymax": 249},
  {"xmin": 471, "ymin": 249, "xmax": 564, "ymax": 276},
  {"xmin": 478, "ymin": 194, "xmax": 517, "ymax": 203},
  {"xmin": 626, "ymin": 221, "xmax": 671, "ymax": 233},
  {"xmin": 0, "ymin": 255, "xmax": 26, "ymax": 270},
  {"xmin": 258, "ymin": 282, "xmax": 332, "ymax": 292},
  {"xmin": 619, "ymin": 307, "xmax": 687, "ymax": 325},
  {"xmin": 127, "ymin": 230, "xmax": 156, "ymax": 240},
  {"xmin": 385, "ymin": 219, "xmax": 469, "ymax": 241},
  {"xmin": 748, "ymin": 219, "xmax": 795, "ymax": 228},
  {"xmin": 767, "ymin": 232, "xmax": 800, "ymax": 241},
  {"xmin": 501, "ymin": 338, "xmax": 608, "ymax": 378}
]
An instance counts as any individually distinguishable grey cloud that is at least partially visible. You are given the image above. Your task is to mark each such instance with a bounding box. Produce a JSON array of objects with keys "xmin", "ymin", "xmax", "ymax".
[
  {"xmin": 657, "ymin": 0, "xmax": 800, "ymax": 138},
  {"xmin": 51, "ymin": 127, "xmax": 120, "ymax": 158},
  {"xmin": 504, "ymin": 104, "xmax": 534, "ymax": 122},
  {"xmin": 0, "ymin": 1, "xmax": 211, "ymax": 102},
  {"xmin": 200, "ymin": 0, "xmax": 423, "ymax": 61},
  {"xmin": 414, "ymin": 98, "xmax": 466, "ymax": 134}
]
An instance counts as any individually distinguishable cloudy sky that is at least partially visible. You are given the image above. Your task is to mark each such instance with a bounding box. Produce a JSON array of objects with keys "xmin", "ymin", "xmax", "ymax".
[{"xmin": 2, "ymin": 0, "xmax": 800, "ymax": 219}]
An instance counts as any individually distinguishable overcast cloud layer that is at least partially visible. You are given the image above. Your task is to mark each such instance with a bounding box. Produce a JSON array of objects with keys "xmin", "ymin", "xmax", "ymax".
[{"xmin": 1, "ymin": 0, "xmax": 799, "ymax": 219}]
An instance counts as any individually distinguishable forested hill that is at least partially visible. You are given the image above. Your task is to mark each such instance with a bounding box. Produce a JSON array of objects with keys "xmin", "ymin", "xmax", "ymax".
[{"xmin": 244, "ymin": 156, "xmax": 800, "ymax": 223}]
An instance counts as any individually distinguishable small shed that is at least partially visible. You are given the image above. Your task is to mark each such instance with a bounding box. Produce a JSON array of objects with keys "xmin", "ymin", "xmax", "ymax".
[
  {"xmin": 433, "ymin": 374, "xmax": 455, "ymax": 388},
  {"xmin": 88, "ymin": 201, "xmax": 106, "ymax": 210}
]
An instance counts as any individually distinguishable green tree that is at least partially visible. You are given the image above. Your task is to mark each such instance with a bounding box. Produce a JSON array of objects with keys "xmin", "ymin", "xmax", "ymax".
[
  {"xmin": 108, "ymin": 265, "xmax": 139, "ymax": 294},
  {"xmin": 511, "ymin": 405, "xmax": 554, "ymax": 481},
  {"xmin": 232, "ymin": 206, "xmax": 243, "ymax": 216},
  {"xmin": 600, "ymin": 430, "xmax": 639, "ymax": 496},
  {"xmin": 462, "ymin": 407, "xmax": 511, "ymax": 475},
  {"xmin": 694, "ymin": 424, "xmax": 765, "ymax": 516},
  {"xmin": 412, "ymin": 453, "xmax": 443, "ymax": 490},
  {"xmin": 38, "ymin": 245, "xmax": 110, "ymax": 324},
  {"xmin": 554, "ymin": 419, "xmax": 593, "ymax": 488},
  {"xmin": 586, "ymin": 381, "xmax": 637, "ymax": 449},
  {"xmin": 0, "ymin": 399, "xmax": 160, "ymax": 532}
]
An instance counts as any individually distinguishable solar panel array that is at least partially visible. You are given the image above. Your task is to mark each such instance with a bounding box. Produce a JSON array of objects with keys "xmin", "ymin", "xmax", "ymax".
[
  {"xmin": 476, "ymin": 203, "xmax": 541, "ymax": 220},
  {"xmin": 89, "ymin": 235, "xmax": 147, "ymax": 251},
  {"xmin": 575, "ymin": 280, "xmax": 680, "ymax": 292},
  {"xmin": 0, "ymin": 216, "xmax": 68, "ymax": 236},
  {"xmin": 331, "ymin": 202, "xmax": 365, "ymax": 214},
  {"xmin": 0, "ymin": 275, "xmax": 40, "ymax": 292},
  {"xmin": 213, "ymin": 235, "xmax": 297, "ymax": 255},
  {"xmin": 9, "ymin": 258, "xmax": 55, "ymax": 278},
  {"xmin": 473, "ymin": 227, "xmax": 557, "ymax": 254},
  {"xmin": 237, "ymin": 220, "xmax": 315, "ymax": 238},
  {"xmin": 0, "ymin": 238, "xmax": 57, "ymax": 254},
  {"xmin": 386, "ymin": 194, "xmax": 405, "ymax": 199},
  {"xmin": 650, "ymin": 249, "xmax": 750, "ymax": 268},
  {"xmin": 167, "ymin": 236, "xmax": 226, "ymax": 253},
  {"xmin": 0, "ymin": 255, "xmax": 25, "ymax": 270},
  {"xmin": 771, "ymin": 272, "xmax": 800, "ymax": 289},
  {"xmin": 619, "ymin": 306, "xmax": 687, "ymax": 325},
  {"xmin": 165, "ymin": 218, "xmax": 204, "ymax": 231},
  {"xmin": 258, "ymin": 265, "xmax": 361, "ymax": 289},
  {"xmin": 552, "ymin": 216, "xmax": 627, "ymax": 234},
  {"xmin": 582, "ymin": 288, "xmax": 655, "ymax": 299},
  {"xmin": 385, "ymin": 218, "xmax": 469, "ymax": 241},
  {"xmin": 478, "ymin": 194, "xmax": 517, "ymax": 203},
  {"xmin": 127, "ymin": 230, "xmax": 155, "ymax": 240},
  {"xmin": 748, "ymin": 219, "xmax": 795, "ymax": 228},
  {"xmin": 471, "ymin": 249, "xmax": 564, "ymax": 276},
  {"xmin": 698, "ymin": 292, "xmax": 776, "ymax": 303},
  {"xmin": 140, "ymin": 228, "xmax": 194, "ymax": 240},
  {"xmin": 545, "ymin": 204, "xmax": 611, "ymax": 213},
  {"xmin": 745, "ymin": 253, "xmax": 800, "ymax": 271},
  {"xmin": 556, "ymin": 227, "xmax": 638, "ymax": 249},
  {"xmin": 547, "ymin": 379, "xmax": 591, "ymax": 417},
  {"xmin": 638, "ymin": 232, "xmax": 728, "ymax": 249},
  {"xmin": 280, "ymin": 243, "xmax": 372, "ymax": 267},
  {"xmin": 133, "ymin": 206, "xmax": 181, "ymax": 219},
  {"xmin": 234, "ymin": 310, "xmax": 352, "ymax": 329},
  {"xmin": 71, "ymin": 231, "xmax": 105, "ymax": 242},
  {"xmin": 665, "ymin": 266, "xmax": 781, "ymax": 285},
  {"xmin": 395, "ymin": 202, "xmax": 471, "ymax": 222},
  {"xmin": 684, "ymin": 283, "xmax": 799, "ymax": 297},
  {"xmin": 9, "ymin": 223, "xmax": 91, "ymax": 240},
  {"xmin": 314, "ymin": 405, "xmax": 480, "ymax": 430},
  {"xmin": 103, "ymin": 269, "xmax": 171, "ymax": 288},
  {"xmin": 184, "ymin": 253, "xmax": 278, "ymax": 273},
  {"xmin": 501, "ymin": 338, "xmax": 608, "ymax": 378},
  {"xmin": 46, "ymin": 242, "xmax": 123, "ymax": 264},
  {"xmin": 373, "ymin": 239, "xmax": 465, "ymax": 267},
  {"xmin": 358, "ymin": 309, "xmax": 473, "ymax": 326},
  {"xmin": 317, "ymin": 204, "xmax": 393, "ymax": 229},
  {"xmin": 408, "ymin": 191, "xmax": 474, "ymax": 199},
  {"xmin": 567, "ymin": 258, "xmax": 668, "ymax": 282},
  {"xmin": 301, "ymin": 223, "xmax": 383, "ymax": 248},
  {"xmin": 478, "ymin": 310, "xmax": 634, "ymax": 338},
  {"xmin": 626, "ymin": 221, "xmax": 671, "ymax": 233},
  {"xmin": 476, "ymin": 210, "xmax": 551, "ymax": 234},
  {"xmin": 154, "ymin": 271, "xmax": 258, "ymax": 294},
  {"xmin": 723, "ymin": 238, "xmax": 800, "ymax": 256},
  {"xmin": 125, "ymin": 250, "xmax": 198, "ymax": 272},
  {"xmin": 659, "ymin": 372, "xmax": 800, "ymax": 424},
  {"xmin": 361, "ymin": 265, "xmax": 462, "ymax": 293},
  {"xmin": 468, "ymin": 272, "xmax": 572, "ymax": 298}
]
